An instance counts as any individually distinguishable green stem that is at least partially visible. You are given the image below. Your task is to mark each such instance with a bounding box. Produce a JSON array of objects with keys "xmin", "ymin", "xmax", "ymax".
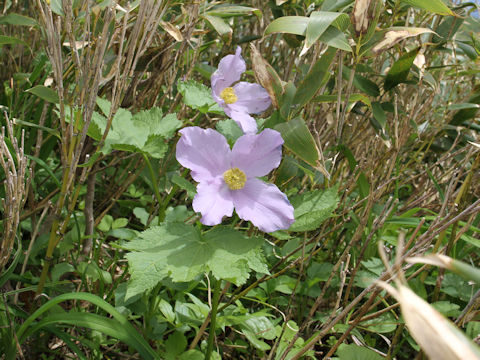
[
  {"xmin": 205, "ymin": 277, "xmax": 221, "ymax": 360},
  {"xmin": 142, "ymin": 154, "xmax": 162, "ymax": 223}
]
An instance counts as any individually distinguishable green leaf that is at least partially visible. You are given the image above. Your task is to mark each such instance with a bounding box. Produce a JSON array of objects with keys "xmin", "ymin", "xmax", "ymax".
[
  {"xmin": 165, "ymin": 332, "xmax": 187, "ymax": 358},
  {"xmin": 216, "ymin": 118, "xmax": 243, "ymax": 144},
  {"xmin": 93, "ymin": 99, "xmax": 180, "ymax": 157},
  {"xmin": 25, "ymin": 313, "xmax": 159, "ymax": 359},
  {"xmin": 206, "ymin": 5, "xmax": 261, "ymax": 18},
  {"xmin": 133, "ymin": 108, "xmax": 181, "ymax": 140},
  {"xmin": 49, "ymin": 0, "xmax": 65, "ymax": 16},
  {"xmin": 0, "ymin": 13, "xmax": 37, "ymax": 26},
  {"xmin": 318, "ymin": 26, "xmax": 352, "ymax": 52},
  {"xmin": 401, "ymin": 0, "xmax": 454, "ymax": 16},
  {"xmin": 125, "ymin": 224, "xmax": 268, "ymax": 300},
  {"xmin": 112, "ymin": 218, "xmax": 128, "ymax": 229},
  {"xmin": 370, "ymin": 101, "xmax": 391, "ymax": 145},
  {"xmin": 337, "ymin": 343, "xmax": 384, "ymax": 360},
  {"xmin": 274, "ymin": 118, "xmax": 319, "ymax": 168},
  {"xmin": 293, "ymin": 47, "xmax": 337, "ymax": 108},
  {"xmin": 203, "ymin": 14, "xmax": 232, "ymax": 37},
  {"xmin": 171, "ymin": 174, "xmax": 196, "ymax": 198},
  {"xmin": 304, "ymin": 12, "xmax": 350, "ymax": 51},
  {"xmin": 265, "ymin": 16, "xmax": 308, "ymax": 36},
  {"xmin": 178, "ymin": 350, "xmax": 205, "ymax": 360},
  {"xmin": 177, "ymin": 80, "xmax": 220, "ymax": 113},
  {"xmin": 98, "ymin": 215, "xmax": 113, "ymax": 232},
  {"xmin": 26, "ymin": 155, "xmax": 61, "ymax": 188},
  {"xmin": 0, "ymin": 241, "xmax": 21, "ymax": 288},
  {"xmin": 158, "ymin": 299, "xmax": 176, "ymax": 323},
  {"xmin": 265, "ymin": 14, "xmax": 351, "ymax": 52},
  {"xmin": 25, "ymin": 85, "xmax": 59, "ymax": 103},
  {"xmin": 450, "ymin": 92, "xmax": 480, "ymax": 125},
  {"xmin": 17, "ymin": 292, "xmax": 159, "ymax": 360},
  {"xmin": 77, "ymin": 262, "xmax": 112, "ymax": 284},
  {"xmin": 343, "ymin": 66, "xmax": 380, "ymax": 97},
  {"xmin": 0, "ymin": 35, "xmax": 28, "ymax": 47},
  {"xmin": 314, "ymin": 94, "xmax": 372, "ymax": 108},
  {"xmin": 384, "ymin": 48, "xmax": 419, "ymax": 91},
  {"xmin": 289, "ymin": 186, "xmax": 339, "ymax": 232}
]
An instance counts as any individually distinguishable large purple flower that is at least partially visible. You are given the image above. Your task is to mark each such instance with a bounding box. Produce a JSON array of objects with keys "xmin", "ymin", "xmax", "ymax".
[
  {"xmin": 176, "ymin": 126, "xmax": 294, "ymax": 233},
  {"xmin": 211, "ymin": 47, "xmax": 271, "ymax": 134}
]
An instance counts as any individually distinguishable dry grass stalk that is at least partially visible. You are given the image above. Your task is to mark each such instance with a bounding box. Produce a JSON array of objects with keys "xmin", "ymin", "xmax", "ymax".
[{"xmin": 0, "ymin": 112, "xmax": 29, "ymax": 269}]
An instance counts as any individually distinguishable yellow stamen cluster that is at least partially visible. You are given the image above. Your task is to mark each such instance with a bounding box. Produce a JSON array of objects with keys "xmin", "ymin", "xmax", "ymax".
[
  {"xmin": 223, "ymin": 168, "xmax": 246, "ymax": 190},
  {"xmin": 220, "ymin": 87, "xmax": 238, "ymax": 104}
]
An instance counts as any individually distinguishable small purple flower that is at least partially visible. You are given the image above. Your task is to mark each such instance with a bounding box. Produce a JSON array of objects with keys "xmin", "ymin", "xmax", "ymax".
[
  {"xmin": 176, "ymin": 126, "xmax": 294, "ymax": 233},
  {"xmin": 211, "ymin": 47, "xmax": 272, "ymax": 134}
]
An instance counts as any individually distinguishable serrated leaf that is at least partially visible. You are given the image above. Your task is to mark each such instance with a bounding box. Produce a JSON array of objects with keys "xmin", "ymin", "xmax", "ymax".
[
  {"xmin": 133, "ymin": 108, "xmax": 181, "ymax": 139},
  {"xmin": 177, "ymin": 80, "xmax": 220, "ymax": 113},
  {"xmin": 125, "ymin": 224, "xmax": 267, "ymax": 300},
  {"xmin": 289, "ymin": 187, "xmax": 339, "ymax": 232},
  {"xmin": 93, "ymin": 99, "xmax": 179, "ymax": 158}
]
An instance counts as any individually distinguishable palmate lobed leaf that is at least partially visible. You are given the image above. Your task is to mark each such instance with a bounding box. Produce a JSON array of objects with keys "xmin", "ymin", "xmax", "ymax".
[
  {"xmin": 92, "ymin": 98, "xmax": 181, "ymax": 157},
  {"xmin": 125, "ymin": 223, "xmax": 268, "ymax": 300},
  {"xmin": 289, "ymin": 186, "xmax": 339, "ymax": 232}
]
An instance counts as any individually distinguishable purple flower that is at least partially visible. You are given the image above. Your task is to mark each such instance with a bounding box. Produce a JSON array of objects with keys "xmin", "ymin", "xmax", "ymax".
[
  {"xmin": 211, "ymin": 47, "xmax": 272, "ymax": 134},
  {"xmin": 176, "ymin": 126, "xmax": 294, "ymax": 233}
]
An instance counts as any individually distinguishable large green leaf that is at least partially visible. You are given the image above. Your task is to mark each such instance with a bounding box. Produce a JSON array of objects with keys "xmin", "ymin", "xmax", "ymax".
[
  {"xmin": 384, "ymin": 48, "xmax": 419, "ymax": 91},
  {"xmin": 93, "ymin": 98, "xmax": 180, "ymax": 157},
  {"xmin": 275, "ymin": 118, "xmax": 319, "ymax": 168},
  {"xmin": 289, "ymin": 186, "xmax": 339, "ymax": 232},
  {"xmin": 125, "ymin": 224, "xmax": 268, "ymax": 300},
  {"xmin": 401, "ymin": 0, "xmax": 454, "ymax": 16}
]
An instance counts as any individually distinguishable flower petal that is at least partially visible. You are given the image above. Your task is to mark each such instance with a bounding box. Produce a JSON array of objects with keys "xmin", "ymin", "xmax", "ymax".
[
  {"xmin": 227, "ymin": 109, "xmax": 258, "ymax": 134},
  {"xmin": 211, "ymin": 46, "xmax": 246, "ymax": 98},
  {"xmin": 193, "ymin": 181, "xmax": 234, "ymax": 225},
  {"xmin": 232, "ymin": 178, "xmax": 294, "ymax": 232},
  {"xmin": 231, "ymin": 129, "xmax": 284, "ymax": 177},
  {"xmin": 230, "ymin": 82, "xmax": 271, "ymax": 114},
  {"xmin": 176, "ymin": 127, "xmax": 231, "ymax": 182}
]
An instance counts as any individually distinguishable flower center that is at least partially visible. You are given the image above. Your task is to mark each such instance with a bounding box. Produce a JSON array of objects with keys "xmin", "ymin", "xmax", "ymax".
[
  {"xmin": 223, "ymin": 168, "xmax": 246, "ymax": 190},
  {"xmin": 220, "ymin": 87, "xmax": 238, "ymax": 104}
]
